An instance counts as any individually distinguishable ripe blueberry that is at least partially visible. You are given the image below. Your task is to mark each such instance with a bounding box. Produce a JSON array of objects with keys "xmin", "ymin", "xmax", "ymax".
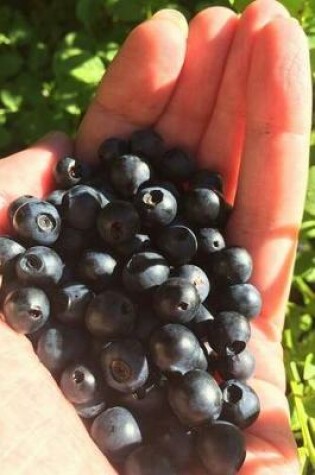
[
  {"xmin": 15, "ymin": 246, "xmax": 63, "ymax": 286},
  {"xmin": 97, "ymin": 200, "xmax": 140, "ymax": 246},
  {"xmin": 218, "ymin": 283, "xmax": 262, "ymax": 319},
  {"xmin": 52, "ymin": 282, "xmax": 93, "ymax": 326},
  {"xmin": 109, "ymin": 154, "xmax": 151, "ymax": 198},
  {"xmin": 62, "ymin": 185, "xmax": 102, "ymax": 230},
  {"xmin": 135, "ymin": 186, "xmax": 177, "ymax": 227},
  {"xmin": 210, "ymin": 247, "xmax": 253, "ymax": 284},
  {"xmin": 220, "ymin": 379, "xmax": 260, "ymax": 429},
  {"xmin": 156, "ymin": 223, "xmax": 198, "ymax": 266},
  {"xmin": 208, "ymin": 311, "xmax": 251, "ymax": 356},
  {"xmin": 0, "ymin": 236, "xmax": 25, "ymax": 274},
  {"xmin": 172, "ymin": 264, "xmax": 210, "ymax": 302},
  {"xmin": 123, "ymin": 252, "xmax": 170, "ymax": 293},
  {"xmin": 98, "ymin": 137, "xmax": 129, "ymax": 165},
  {"xmin": 125, "ymin": 444, "xmax": 176, "ymax": 475},
  {"xmin": 217, "ymin": 348, "xmax": 255, "ymax": 381},
  {"xmin": 197, "ymin": 227, "xmax": 225, "ymax": 255},
  {"xmin": 78, "ymin": 250, "xmax": 117, "ymax": 291}
]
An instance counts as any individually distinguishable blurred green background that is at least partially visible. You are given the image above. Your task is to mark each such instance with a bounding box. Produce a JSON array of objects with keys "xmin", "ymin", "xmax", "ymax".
[{"xmin": 0, "ymin": 0, "xmax": 314, "ymax": 472}]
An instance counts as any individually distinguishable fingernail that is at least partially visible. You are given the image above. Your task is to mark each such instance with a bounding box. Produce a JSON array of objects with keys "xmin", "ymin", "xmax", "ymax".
[{"xmin": 152, "ymin": 9, "xmax": 188, "ymax": 36}]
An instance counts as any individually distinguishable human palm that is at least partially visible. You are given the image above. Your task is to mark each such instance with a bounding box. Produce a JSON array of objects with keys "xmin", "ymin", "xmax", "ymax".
[{"xmin": 0, "ymin": 1, "xmax": 312, "ymax": 474}]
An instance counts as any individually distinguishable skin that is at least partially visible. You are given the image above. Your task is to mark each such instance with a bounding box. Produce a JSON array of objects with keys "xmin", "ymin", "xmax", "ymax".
[{"xmin": 0, "ymin": 0, "xmax": 312, "ymax": 473}]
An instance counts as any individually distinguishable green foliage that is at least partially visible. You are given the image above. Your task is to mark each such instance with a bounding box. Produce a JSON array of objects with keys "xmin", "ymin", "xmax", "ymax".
[{"xmin": 0, "ymin": 0, "xmax": 315, "ymax": 471}]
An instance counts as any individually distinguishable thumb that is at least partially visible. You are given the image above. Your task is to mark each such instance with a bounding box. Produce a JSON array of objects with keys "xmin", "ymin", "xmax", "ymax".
[{"xmin": 0, "ymin": 131, "xmax": 73, "ymax": 233}]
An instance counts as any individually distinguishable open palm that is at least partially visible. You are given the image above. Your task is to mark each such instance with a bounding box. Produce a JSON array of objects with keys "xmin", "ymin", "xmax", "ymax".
[{"xmin": 0, "ymin": 1, "xmax": 312, "ymax": 474}]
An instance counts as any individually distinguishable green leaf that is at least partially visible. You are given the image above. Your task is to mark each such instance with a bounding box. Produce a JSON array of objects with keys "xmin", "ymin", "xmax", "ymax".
[
  {"xmin": 53, "ymin": 48, "xmax": 104, "ymax": 86},
  {"xmin": 294, "ymin": 251, "xmax": 315, "ymax": 277},
  {"xmin": 305, "ymin": 166, "xmax": 315, "ymax": 216},
  {"xmin": 0, "ymin": 89, "xmax": 23, "ymax": 112},
  {"xmin": 70, "ymin": 55, "xmax": 104, "ymax": 84},
  {"xmin": 304, "ymin": 354, "xmax": 315, "ymax": 381},
  {"xmin": 76, "ymin": 0, "xmax": 105, "ymax": 27},
  {"xmin": 0, "ymin": 126, "xmax": 12, "ymax": 151}
]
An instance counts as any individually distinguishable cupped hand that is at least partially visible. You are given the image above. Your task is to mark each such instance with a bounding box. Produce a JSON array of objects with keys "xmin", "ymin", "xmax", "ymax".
[{"xmin": 0, "ymin": 1, "xmax": 312, "ymax": 474}]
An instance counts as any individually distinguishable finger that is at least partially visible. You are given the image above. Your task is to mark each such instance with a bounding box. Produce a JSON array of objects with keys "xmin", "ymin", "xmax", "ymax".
[
  {"xmin": 0, "ymin": 132, "xmax": 72, "ymax": 234},
  {"xmin": 198, "ymin": 0, "xmax": 290, "ymax": 202},
  {"xmin": 76, "ymin": 10, "xmax": 188, "ymax": 162},
  {"xmin": 0, "ymin": 322, "xmax": 116, "ymax": 475},
  {"xmin": 241, "ymin": 379, "xmax": 299, "ymax": 475},
  {"xmin": 156, "ymin": 7, "xmax": 238, "ymax": 152},
  {"xmin": 227, "ymin": 17, "xmax": 312, "ymax": 341}
]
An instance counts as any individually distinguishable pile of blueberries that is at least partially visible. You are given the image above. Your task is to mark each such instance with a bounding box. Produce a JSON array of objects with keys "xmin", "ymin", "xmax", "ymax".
[{"xmin": 0, "ymin": 129, "xmax": 262, "ymax": 475}]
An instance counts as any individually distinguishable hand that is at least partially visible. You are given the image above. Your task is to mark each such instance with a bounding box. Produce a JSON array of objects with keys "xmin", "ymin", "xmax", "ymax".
[{"xmin": 0, "ymin": 1, "xmax": 311, "ymax": 474}]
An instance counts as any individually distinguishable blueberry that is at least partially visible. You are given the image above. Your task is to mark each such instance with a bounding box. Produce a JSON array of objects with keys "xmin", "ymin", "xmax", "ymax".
[
  {"xmin": 86, "ymin": 290, "xmax": 136, "ymax": 338},
  {"xmin": 217, "ymin": 348, "xmax": 255, "ymax": 381},
  {"xmin": 0, "ymin": 236, "xmax": 25, "ymax": 274},
  {"xmin": 125, "ymin": 445, "xmax": 176, "ymax": 475},
  {"xmin": 52, "ymin": 282, "xmax": 93, "ymax": 326},
  {"xmin": 98, "ymin": 137, "xmax": 129, "ymax": 165},
  {"xmin": 54, "ymin": 226, "xmax": 90, "ymax": 259},
  {"xmin": 36, "ymin": 324, "xmax": 90, "ymax": 376},
  {"xmin": 8, "ymin": 195, "xmax": 39, "ymax": 222},
  {"xmin": 62, "ymin": 185, "xmax": 102, "ymax": 230},
  {"xmin": 208, "ymin": 311, "xmax": 251, "ymax": 356},
  {"xmin": 195, "ymin": 421, "xmax": 246, "ymax": 475},
  {"xmin": 114, "ymin": 382, "xmax": 167, "ymax": 422},
  {"xmin": 184, "ymin": 188, "xmax": 221, "ymax": 227},
  {"xmin": 220, "ymin": 380, "xmax": 260, "ymax": 429},
  {"xmin": 210, "ymin": 247, "xmax": 253, "ymax": 284},
  {"xmin": 134, "ymin": 308, "xmax": 161, "ymax": 344},
  {"xmin": 172, "ymin": 264, "xmax": 210, "ymax": 302},
  {"xmin": 78, "ymin": 250, "xmax": 117, "ymax": 291},
  {"xmin": 45, "ymin": 189, "xmax": 67, "ymax": 208},
  {"xmin": 100, "ymin": 339, "xmax": 149, "ymax": 393},
  {"xmin": 54, "ymin": 156, "xmax": 89, "ymax": 188},
  {"xmin": 12, "ymin": 200, "xmax": 61, "ymax": 245},
  {"xmin": 188, "ymin": 303, "xmax": 214, "ymax": 341},
  {"xmin": 190, "ymin": 169, "xmax": 223, "ymax": 193},
  {"xmin": 167, "ymin": 369, "xmax": 222, "ymax": 427},
  {"xmin": 139, "ymin": 180, "xmax": 181, "ymax": 201},
  {"xmin": 97, "ymin": 200, "xmax": 140, "ymax": 246},
  {"xmin": 130, "ymin": 128, "xmax": 165, "ymax": 165},
  {"xmin": 218, "ymin": 283, "xmax": 262, "ymax": 319},
  {"xmin": 154, "ymin": 277, "xmax": 201, "ymax": 324},
  {"xmin": 135, "ymin": 186, "xmax": 177, "ymax": 227},
  {"xmin": 60, "ymin": 362, "xmax": 103, "ymax": 405},
  {"xmin": 156, "ymin": 223, "xmax": 198, "ymax": 266},
  {"xmin": 91, "ymin": 407, "xmax": 142, "ymax": 464},
  {"xmin": 123, "ymin": 252, "xmax": 170, "ymax": 293},
  {"xmin": 15, "ymin": 246, "xmax": 63, "ymax": 286},
  {"xmin": 159, "ymin": 148, "xmax": 195, "ymax": 182},
  {"xmin": 197, "ymin": 228, "xmax": 225, "ymax": 255},
  {"xmin": 155, "ymin": 416, "xmax": 195, "ymax": 471},
  {"xmin": 113, "ymin": 234, "xmax": 151, "ymax": 257},
  {"xmin": 149, "ymin": 323, "xmax": 207, "ymax": 374},
  {"xmin": 109, "ymin": 154, "xmax": 151, "ymax": 198},
  {"xmin": 3, "ymin": 286, "xmax": 50, "ymax": 334}
]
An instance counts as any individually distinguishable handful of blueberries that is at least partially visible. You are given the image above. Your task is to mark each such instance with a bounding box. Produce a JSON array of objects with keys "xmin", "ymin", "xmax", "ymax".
[{"xmin": 0, "ymin": 129, "xmax": 262, "ymax": 475}]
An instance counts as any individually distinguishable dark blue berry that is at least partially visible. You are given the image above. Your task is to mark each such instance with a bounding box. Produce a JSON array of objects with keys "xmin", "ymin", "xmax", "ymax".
[
  {"xmin": 217, "ymin": 348, "xmax": 255, "ymax": 381},
  {"xmin": 8, "ymin": 195, "xmax": 38, "ymax": 222},
  {"xmin": 78, "ymin": 250, "xmax": 117, "ymax": 291},
  {"xmin": 184, "ymin": 188, "xmax": 221, "ymax": 227},
  {"xmin": 156, "ymin": 223, "xmax": 197, "ymax": 266},
  {"xmin": 135, "ymin": 186, "xmax": 177, "ymax": 227},
  {"xmin": 98, "ymin": 137, "xmax": 129, "ymax": 165},
  {"xmin": 62, "ymin": 185, "xmax": 102, "ymax": 230},
  {"xmin": 209, "ymin": 311, "xmax": 251, "ymax": 356},
  {"xmin": 134, "ymin": 308, "xmax": 161, "ymax": 344},
  {"xmin": 3, "ymin": 286, "xmax": 50, "ymax": 334},
  {"xmin": 91, "ymin": 407, "xmax": 142, "ymax": 464},
  {"xmin": 195, "ymin": 421, "xmax": 246, "ymax": 475},
  {"xmin": 45, "ymin": 189, "xmax": 67, "ymax": 208},
  {"xmin": 188, "ymin": 303, "xmax": 214, "ymax": 340},
  {"xmin": 12, "ymin": 200, "xmax": 61, "ymax": 245},
  {"xmin": 54, "ymin": 156, "xmax": 89, "ymax": 188},
  {"xmin": 220, "ymin": 379, "xmax": 260, "ymax": 429},
  {"xmin": 210, "ymin": 247, "xmax": 253, "ymax": 284},
  {"xmin": 0, "ymin": 236, "xmax": 25, "ymax": 274},
  {"xmin": 97, "ymin": 200, "xmax": 140, "ymax": 246},
  {"xmin": 113, "ymin": 234, "xmax": 151, "ymax": 257},
  {"xmin": 219, "ymin": 283, "xmax": 262, "ymax": 319},
  {"xmin": 54, "ymin": 226, "xmax": 90, "ymax": 259},
  {"xmin": 60, "ymin": 362, "xmax": 103, "ymax": 405},
  {"xmin": 123, "ymin": 252, "xmax": 170, "ymax": 293},
  {"xmin": 85, "ymin": 290, "xmax": 136, "ymax": 338},
  {"xmin": 197, "ymin": 227, "xmax": 225, "ymax": 255},
  {"xmin": 149, "ymin": 323, "xmax": 207, "ymax": 375},
  {"xmin": 36, "ymin": 324, "xmax": 89, "ymax": 376},
  {"xmin": 172, "ymin": 264, "xmax": 210, "ymax": 302},
  {"xmin": 130, "ymin": 128, "xmax": 165, "ymax": 165},
  {"xmin": 160, "ymin": 148, "xmax": 195, "ymax": 182},
  {"xmin": 167, "ymin": 369, "xmax": 222, "ymax": 427},
  {"xmin": 109, "ymin": 154, "xmax": 151, "ymax": 198},
  {"xmin": 154, "ymin": 277, "xmax": 201, "ymax": 324},
  {"xmin": 100, "ymin": 339, "xmax": 149, "ymax": 393},
  {"xmin": 15, "ymin": 246, "xmax": 63, "ymax": 286},
  {"xmin": 52, "ymin": 282, "xmax": 93, "ymax": 326},
  {"xmin": 125, "ymin": 445, "xmax": 176, "ymax": 475},
  {"xmin": 190, "ymin": 169, "xmax": 223, "ymax": 193}
]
